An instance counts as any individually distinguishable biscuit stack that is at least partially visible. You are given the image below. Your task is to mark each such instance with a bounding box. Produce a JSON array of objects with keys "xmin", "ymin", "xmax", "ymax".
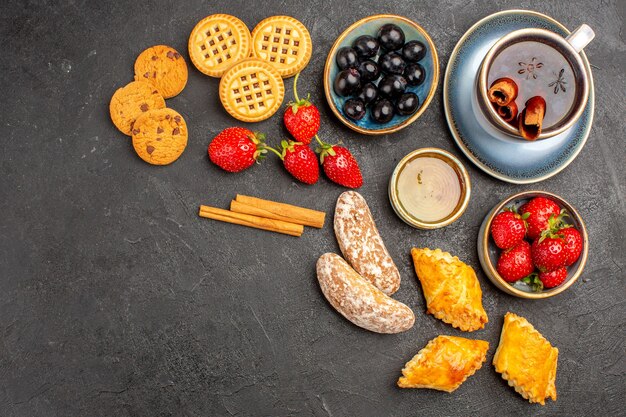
[
  {"xmin": 188, "ymin": 14, "xmax": 312, "ymax": 122},
  {"xmin": 109, "ymin": 45, "xmax": 189, "ymax": 165}
]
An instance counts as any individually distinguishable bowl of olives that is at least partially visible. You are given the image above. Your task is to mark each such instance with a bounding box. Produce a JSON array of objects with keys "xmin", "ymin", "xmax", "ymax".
[{"xmin": 324, "ymin": 14, "xmax": 439, "ymax": 135}]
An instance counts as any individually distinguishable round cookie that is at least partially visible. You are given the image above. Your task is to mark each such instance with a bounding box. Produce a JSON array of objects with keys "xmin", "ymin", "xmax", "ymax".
[
  {"xmin": 131, "ymin": 108, "xmax": 188, "ymax": 165},
  {"xmin": 250, "ymin": 16, "xmax": 312, "ymax": 78},
  {"xmin": 134, "ymin": 45, "xmax": 188, "ymax": 98},
  {"xmin": 188, "ymin": 14, "xmax": 251, "ymax": 77},
  {"xmin": 219, "ymin": 58, "xmax": 285, "ymax": 122},
  {"xmin": 109, "ymin": 81, "xmax": 166, "ymax": 136}
]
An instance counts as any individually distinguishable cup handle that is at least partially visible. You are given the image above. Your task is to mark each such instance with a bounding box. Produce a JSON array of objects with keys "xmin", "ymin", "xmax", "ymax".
[{"xmin": 566, "ymin": 24, "xmax": 595, "ymax": 53}]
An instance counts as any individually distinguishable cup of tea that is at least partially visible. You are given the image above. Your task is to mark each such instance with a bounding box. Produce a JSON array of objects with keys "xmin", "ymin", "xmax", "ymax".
[{"xmin": 476, "ymin": 24, "xmax": 594, "ymax": 140}]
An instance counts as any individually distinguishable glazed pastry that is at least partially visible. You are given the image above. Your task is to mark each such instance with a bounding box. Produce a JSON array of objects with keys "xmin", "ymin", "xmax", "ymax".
[
  {"xmin": 411, "ymin": 248, "xmax": 488, "ymax": 331},
  {"xmin": 493, "ymin": 312, "xmax": 558, "ymax": 405},
  {"xmin": 397, "ymin": 335, "xmax": 489, "ymax": 392},
  {"xmin": 334, "ymin": 191, "xmax": 401, "ymax": 295},
  {"xmin": 316, "ymin": 253, "xmax": 414, "ymax": 334}
]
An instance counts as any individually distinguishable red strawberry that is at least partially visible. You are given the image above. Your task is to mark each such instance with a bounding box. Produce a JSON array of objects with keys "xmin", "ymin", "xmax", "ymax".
[
  {"xmin": 267, "ymin": 140, "xmax": 319, "ymax": 185},
  {"xmin": 490, "ymin": 208, "xmax": 528, "ymax": 249},
  {"xmin": 496, "ymin": 240, "xmax": 535, "ymax": 282},
  {"xmin": 283, "ymin": 72, "xmax": 320, "ymax": 144},
  {"xmin": 559, "ymin": 226, "xmax": 583, "ymax": 265},
  {"xmin": 531, "ymin": 234, "xmax": 567, "ymax": 272},
  {"xmin": 208, "ymin": 127, "xmax": 267, "ymax": 173},
  {"xmin": 539, "ymin": 267, "xmax": 568, "ymax": 289},
  {"xmin": 315, "ymin": 136, "xmax": 363, "ymax": 188},
  {"xmin": 520, "ymin": 197, "xmax": 561, "ymax": 240}
]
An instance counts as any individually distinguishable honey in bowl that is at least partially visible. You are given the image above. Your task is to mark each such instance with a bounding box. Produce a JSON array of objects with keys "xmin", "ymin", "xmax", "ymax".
[
  {"xmin": 389, "ymin": 148, "xmax": 470, "ymax": 229},
  {"xmin": 398, "ymin": 157, "xmax": 461, "ymax": 221}
]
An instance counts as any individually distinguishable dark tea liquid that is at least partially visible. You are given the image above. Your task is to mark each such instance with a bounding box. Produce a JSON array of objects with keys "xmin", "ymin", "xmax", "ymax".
[{"xmin": 488, "ymin": 41, "xmax": 575, "ymax": 128}]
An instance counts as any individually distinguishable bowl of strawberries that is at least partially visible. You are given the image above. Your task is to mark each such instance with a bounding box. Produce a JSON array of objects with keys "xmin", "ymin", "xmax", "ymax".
[{"xmin": 477, "ymin": 191, "xmax": 588, "ymax": 299}]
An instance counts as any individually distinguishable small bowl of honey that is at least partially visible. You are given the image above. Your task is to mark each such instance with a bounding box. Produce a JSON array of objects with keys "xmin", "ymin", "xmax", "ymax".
[{"xmin": 389, "ymin": 148, "xmax": 471, "ymax": 229}]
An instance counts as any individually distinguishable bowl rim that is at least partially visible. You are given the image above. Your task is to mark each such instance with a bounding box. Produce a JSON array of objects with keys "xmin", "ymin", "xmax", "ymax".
[
  {"xmin": 323, "ymin": 14, "xmax": 440, "ymax": 135},
  {"xmin": 388, "ymin": 147, "xmax": 471, "ymax": 229},
  {"xmin": 480, "ymin": 190, "xmax": 589, "ymax": 299}
]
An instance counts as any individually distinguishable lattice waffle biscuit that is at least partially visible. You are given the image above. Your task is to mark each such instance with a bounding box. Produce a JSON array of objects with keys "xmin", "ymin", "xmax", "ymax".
[
  {"xmin": 188, "ymin": 14, "xmax": 251, "ymax": 77},
  {"xmin": 219, "ymin": 58, "xmax": 285, "ymax": 122},
  {"xmin": 251, "ymin": 16, "xmax": 312, "ymax": 78}
]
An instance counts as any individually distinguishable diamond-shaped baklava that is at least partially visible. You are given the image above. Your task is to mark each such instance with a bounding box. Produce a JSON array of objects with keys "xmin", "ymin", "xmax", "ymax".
[
  {"xmin": 411, "ymin": 248, "xmax": 488, "ymax": 331},
  {"xmin": 397, "ymin": 335, "xmax": 489, "ymax": 392},
  {"xmin": 493, "ymin": 312, "xmax": 558, "ymax": 405}
]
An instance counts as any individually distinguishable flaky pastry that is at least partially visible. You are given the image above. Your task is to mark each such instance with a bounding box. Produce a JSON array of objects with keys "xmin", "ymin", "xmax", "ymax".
[
  {"xmin": 493, "ymin": 312, "xmax": 558, "ymax": 405},
  {"xmin": 397, "ymin": 335, "xmax": 489, "ymax": 392},
  {"xmin": 411, "ymin": 248, "xmax": 488, "ymax": 331}
]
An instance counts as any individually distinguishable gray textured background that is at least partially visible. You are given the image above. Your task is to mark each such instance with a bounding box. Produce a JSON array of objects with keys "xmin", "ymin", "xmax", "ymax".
[{"xmin": 1, "ymin": 1, "xmax": 625, "ymax": 416}]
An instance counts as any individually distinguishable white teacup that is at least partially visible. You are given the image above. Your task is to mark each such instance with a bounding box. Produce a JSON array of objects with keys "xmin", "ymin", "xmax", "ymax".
[{"xmin": 476, "ymin": 24, "xmax": 595, "ymax": 140}]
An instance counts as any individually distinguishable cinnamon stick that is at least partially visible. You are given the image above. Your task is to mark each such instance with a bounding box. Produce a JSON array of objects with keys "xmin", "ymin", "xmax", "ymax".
[
  {"xmin": 488, "ymin": 77, "xmax": 518, "ymax": 106},
  {"xmin": 519, "ymin": 96, "xmax": 547, "ymax": 141},
  {"xmin": 199, "ymin": 205, "xmax": 304, "ymax": 237},
  {"xmin": 234, "ymin": 195, "xmax": 326, "ymax": 229},
  {"xmin": 497, "ymin": 101, "xmax": 518, "ymax": 123}
]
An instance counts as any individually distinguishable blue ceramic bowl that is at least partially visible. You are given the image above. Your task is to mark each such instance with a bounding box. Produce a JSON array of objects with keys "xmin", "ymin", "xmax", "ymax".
[{"xmin": 323, "ymin": 15, "xmax": 439, "ymax": 135}]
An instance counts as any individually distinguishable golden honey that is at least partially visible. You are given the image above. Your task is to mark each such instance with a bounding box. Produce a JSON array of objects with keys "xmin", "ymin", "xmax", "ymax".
[{"xmin": 396, "ymin": 156, "xmax": 462, "ymax": 222}]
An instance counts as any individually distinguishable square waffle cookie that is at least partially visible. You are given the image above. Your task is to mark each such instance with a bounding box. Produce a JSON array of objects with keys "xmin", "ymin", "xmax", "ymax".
[
  {"xmin": 188, "ymin": 14, "xmax": 251, "ymax": 78},
  {"xmin": 251, "ymin": 16, "xmax": 312, "ymax": 78},
  {"xmin": 219, "ymin": 58, "xmax": 285, "ymax": 122}
]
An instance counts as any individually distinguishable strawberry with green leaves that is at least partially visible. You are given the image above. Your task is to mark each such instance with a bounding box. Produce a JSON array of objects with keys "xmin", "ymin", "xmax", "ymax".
[
  {"xmin": 490, "ymin": 207, "xmax": 528, "ymax": 249},
  {"xmin": 548, "ymin": 210, "xmax": 584, "ymax": 266},
  {"xmin": 534, "ymin": 208, "xmax": 584, "ymax": 267},
  {"xmin": 267, "ymin": 140, "xmax": 319, "ymax": 185},
  {"xmin": 208, "ymin": 127, "xmax": 267, "ymax": 173},
  {"xmin": 497, "ymin": 240, "xmax": 535, "ymax": 283},
  {"xmin": 531, "ymin": 231, "xmax": 567, "ymax": 273},
  {"xmin": 520, "ymin": 196, "xmax": 561, "ymax": 240},
  {"xmin": 315, "ymin": 136, "xmax": 362, "ymax": 189},
  {"xmin": 521, "ymin": 267, "xmax": 569, "ymax": 292},
  {"xmin": 284, "ymin": 72, "xmax": 320, "ymax": 144}
]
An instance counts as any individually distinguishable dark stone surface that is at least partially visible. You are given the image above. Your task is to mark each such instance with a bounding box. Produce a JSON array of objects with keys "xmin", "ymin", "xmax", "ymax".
[{"xmin": 1, "ymin": 1, "xmax": 624, "ymax": 416}]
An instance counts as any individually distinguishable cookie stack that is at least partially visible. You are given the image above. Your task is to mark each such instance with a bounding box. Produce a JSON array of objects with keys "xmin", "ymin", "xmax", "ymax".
[
  {"xmin": 188, "ymin": 14, "xmax": 312, "ymax": 122},
  {"xmin": 109, "ymin": 45, "xmax": 189, "ymax": 165}
]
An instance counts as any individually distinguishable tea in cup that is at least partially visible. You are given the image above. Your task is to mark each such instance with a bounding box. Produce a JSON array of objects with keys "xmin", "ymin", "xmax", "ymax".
[{"xmin": 477, "ymin": 24, "xmax": 594, "ymax": 140}]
